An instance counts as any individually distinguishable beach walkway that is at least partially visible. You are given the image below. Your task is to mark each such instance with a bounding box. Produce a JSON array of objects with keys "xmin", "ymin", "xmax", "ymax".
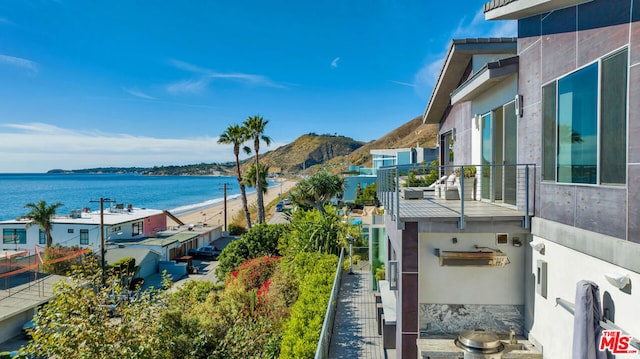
[{"xmin": 328, "ymin": 261, "xmax": 393, "ymax": 359}]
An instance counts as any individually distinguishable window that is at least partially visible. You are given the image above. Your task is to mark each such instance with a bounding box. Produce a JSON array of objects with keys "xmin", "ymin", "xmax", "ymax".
[
  {"xmin": 111, "ymin": 226, "xmax": 121, "ymax": 233},
  {"xmin": 542, "ymin": 48, "xmax": 627, "ymax": 184},
  {"xmin": 80, "ymin": 229, "xmax": 89, "ymax": 245},
  {"xmin": 132, "ymin": 221, "xmax": 143, "ymax": 236},
  {"xmin": 388, "ymin": 260, "xmax": 398, "ymax": 291},
  {"xmin": 39, "ymin": 230, "xmax": 46, "ymax": 245},
  {"xmin": 3, "ymin": 229, "xmax": 26, "ymax": 244}
]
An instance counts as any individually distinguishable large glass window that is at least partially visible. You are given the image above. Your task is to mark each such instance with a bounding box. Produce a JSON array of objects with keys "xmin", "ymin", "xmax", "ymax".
[
  {"xmin": 3, "ymin": 229, "xmax": 26, "ymax": 244},
  {"xmin": 80, "ymin": 229, "xmax": 89, "ymax": 245},
  {"xmin": 39, "ymin": 230, "xmax": 46, "ymax": 245},
  {"xmin": 542, "ymin": 48, "xmax": 628, "ymax": 184}
]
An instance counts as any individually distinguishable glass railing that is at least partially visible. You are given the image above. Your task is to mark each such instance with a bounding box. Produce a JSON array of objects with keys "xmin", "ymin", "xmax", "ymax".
[{"xmin": 376, "ymin": 163, "xmax": 536, "ymax": 229}]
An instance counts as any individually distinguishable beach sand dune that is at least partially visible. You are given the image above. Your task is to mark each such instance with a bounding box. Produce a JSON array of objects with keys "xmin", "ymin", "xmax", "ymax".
[{"xmin": 171, "ymin": 179, "xmax": 298, "ymax": 229}]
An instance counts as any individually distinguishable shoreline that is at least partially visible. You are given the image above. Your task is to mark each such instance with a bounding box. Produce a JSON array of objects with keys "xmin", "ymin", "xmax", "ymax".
[{"xmin": 171, "ymin": 179, "xmax": 298, "ymax": 228}]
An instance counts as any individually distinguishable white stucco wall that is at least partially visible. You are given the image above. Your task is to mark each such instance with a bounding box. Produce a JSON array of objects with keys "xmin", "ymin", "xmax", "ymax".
[
  {"xmin": 419, "ymin": 232, "xmax": 527, "ymax": 304},
  {"xmin": 529, "ymin": 237, "xmax": 640, "ymax": 359}
]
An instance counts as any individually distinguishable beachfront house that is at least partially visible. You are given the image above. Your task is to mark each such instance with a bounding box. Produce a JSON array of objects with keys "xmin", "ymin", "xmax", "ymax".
[
  {"xmin": 377, "ymin": 1, "xmax": 640, "ymax": 358},
  {"xmin": 481, "ymin": 1, "xmax": 640, "ymax": 358},
  {"xmin": 0, "ymin": 205, "xmax": 219, "ymax": 261},
  {"xmin": 377, "ymin": 37, "xmax": 528, "ymax": 358}
]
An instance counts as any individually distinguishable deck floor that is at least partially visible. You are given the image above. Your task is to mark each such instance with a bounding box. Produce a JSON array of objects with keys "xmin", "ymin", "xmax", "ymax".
[{"xmin": 328, "ymin": 261, "xmax": 393, "ymax": 359}]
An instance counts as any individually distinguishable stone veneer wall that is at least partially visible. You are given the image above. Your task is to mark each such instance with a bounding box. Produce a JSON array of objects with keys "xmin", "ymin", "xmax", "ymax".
[{"xmin": 419, "ymin": 304, "xmax": 524, "ymax": 336}]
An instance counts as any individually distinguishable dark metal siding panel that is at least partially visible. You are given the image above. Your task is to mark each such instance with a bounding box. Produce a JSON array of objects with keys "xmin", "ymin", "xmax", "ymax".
[
  {"xmin": 629, "ymin": 65, "xmax": 640, "ymax": 163},
  {"xmin": 540, "ymin": 31, "xmax": 577, "ymax": 85},
  {"xmin": 628, "ymin": 165, "xmax": 640, "ymax": 243},
  {"xmin": 574, "ymin": 187, "xmax": 627, "ymax": 239},
  {"xmin": 540, "ymin": 183, "xmax": 576, "ymax": 227},
  {"xmin": 402, "ymin": 222, "xmax": 419, "ymax": 272},
  {"xmin": 577, "ymin": 0, "xmax": 631, "ymax": 30},
  {"xmin": 519, "ymin": 14, "xmax": 542, "ymax": 39},
  {"xmin": 440, "ymin": 102, "xmax": 473, "ymax": 165},
  {"xmin": 577, "ymin": 23, "xmax": 629, "ymax": 68}
]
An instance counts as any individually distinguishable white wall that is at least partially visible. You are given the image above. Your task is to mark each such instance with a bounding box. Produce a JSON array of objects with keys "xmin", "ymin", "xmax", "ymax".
[
  {"xmin": 529, "ymin": 237, "xmax": 640, "ymax": 359},
  {"xmin": 419, "ymin": 232, "xmax": 527, "ymax": 304}
]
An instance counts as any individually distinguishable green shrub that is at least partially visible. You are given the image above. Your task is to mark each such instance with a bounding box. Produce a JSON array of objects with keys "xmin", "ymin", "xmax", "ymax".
[
  {"xmin": 216, "ymin": 223, "xmax": 289, "ymax": 281},
  {"xmin": 228, "ymin": 223, "xmax": 247, "ymax": 235},
  {"xmin": 375, "ymin": 265, "xmax": 386, "ymax": 281},
  {"xmin": 279, "ymin": 253, "xmax": 338, "ymax": 359}
]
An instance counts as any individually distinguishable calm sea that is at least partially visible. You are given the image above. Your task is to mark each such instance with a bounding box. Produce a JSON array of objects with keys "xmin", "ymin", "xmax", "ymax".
[{"xmin": 0, "ymin": 173, "xmax": 253, "ymax": 221}]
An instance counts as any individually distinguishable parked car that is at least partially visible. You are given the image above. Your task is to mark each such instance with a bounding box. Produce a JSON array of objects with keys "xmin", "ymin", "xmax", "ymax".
[
  {"xmin": 282, "ymin": 197, "xmax": 291, "ymax": 205},
  {"xmin": 275, "ymin": 202, "xmax": 284, "ymax": 212},
  {"xmin": 189, "ymin": 246, "xmax": 221, "ymax": 259}
]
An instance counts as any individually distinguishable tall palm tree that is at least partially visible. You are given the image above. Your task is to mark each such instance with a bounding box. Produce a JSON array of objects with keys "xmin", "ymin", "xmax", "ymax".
[
  {"xmin": 23, "ymin": 200, "xmax": 63, "ymax": 247},
  {"xmin": 243, "ymin": 115, "xmax": 271, "ymax": 223},
  {"xmin": 242, "ymin": 164, "xmax": 270, "ymax": 195},
  {"xmin": 218, "ymin": 124, "xmax": 253, "ymax": 229}
]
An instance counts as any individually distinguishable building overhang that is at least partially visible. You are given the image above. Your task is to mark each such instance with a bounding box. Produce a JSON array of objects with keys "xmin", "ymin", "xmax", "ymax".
[
  {"xmin": 451, "ymin": 56, "xmax": 518, "ymax": 105},
  {"xmin": 483, "ymin": 0, "xmax": 593, "ymax": 20},
  {"xmin": 422, "ymin": 38, "xmax": 517, "ymax": 125}
]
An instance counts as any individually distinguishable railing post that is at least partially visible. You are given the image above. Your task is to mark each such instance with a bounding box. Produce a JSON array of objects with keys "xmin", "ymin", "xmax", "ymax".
[
  {"xmin": 523, "ymin": 165, "xmax": 530, "ymax": 229},
  {"xmin": 395, "ymin": 168, "xmax": 400, "ymax": 227},
  {"xmin": 459, "ymin": 166, "xmax": 465, "ymax": 229}
]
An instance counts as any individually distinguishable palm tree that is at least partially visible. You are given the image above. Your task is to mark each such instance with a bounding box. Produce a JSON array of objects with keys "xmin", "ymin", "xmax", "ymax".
[
  {"xmin": 218, "ymin": 124, "xmax": 252, "ymax": 229},
  {"xmin": 23, "ymin": 200, "xmax": 63, "ymax": 247},
  {"xmin": 242, "ymin": 164, "xmax": 270, "ymax": 195},
  {"xmin": 290, "ymin": 172, "xmax": 344, "ymax": 215},
  {"xmin": 242, "ymin": 115, "xmax": 271, "ymax": 223}
]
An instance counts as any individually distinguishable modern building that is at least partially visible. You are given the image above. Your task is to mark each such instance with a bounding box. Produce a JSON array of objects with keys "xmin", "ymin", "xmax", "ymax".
[
  {"xmin": 371, "ymin": 146, "xmax": 437, "ymax": 174},
  {"xmin": 377, "ymin": 1, "xmax": 640, "ymax": 358},
  {"xmin": 483, "ymin": 1, "xmax": 640, "ymax": 358}
]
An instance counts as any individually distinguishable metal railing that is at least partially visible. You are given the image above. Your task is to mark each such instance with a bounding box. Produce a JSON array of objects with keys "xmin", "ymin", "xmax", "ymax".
[
  {"xmin": 377, "ymin": 163, "xmax": 536, "ymax": 229},
  {"xmin": 314, "ymin": 247, "xmax": 345, "ymax": 359}
]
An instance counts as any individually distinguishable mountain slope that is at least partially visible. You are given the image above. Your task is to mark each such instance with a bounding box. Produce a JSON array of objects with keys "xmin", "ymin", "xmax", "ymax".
[
  {"xmin": 247, "ymin": 133, "xmax": 364, "ymax": 173},
  {"xmin": 329, "ymin": 115, "xmax": 439, "ymax": 168}
]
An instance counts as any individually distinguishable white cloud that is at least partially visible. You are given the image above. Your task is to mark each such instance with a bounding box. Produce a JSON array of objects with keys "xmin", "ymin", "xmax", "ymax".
[
  {"xmin": 331, "ymin": 57, "xmax": 340, "ymax": 68},
  {"xmin": 411, "ymin": 10, "xmax": 516, "ymax": 98},
  {"xmin": 123, "ymin": 87, "xmax": 155, "ymax": 100},
  {"xmin": 166, "ymin": 59, "xmax": 284, "ymax": 94},
  {"xmin": 413, "ymin": 54, "xmax": 445, "ymax": 98},
  {"xmin": 389, "ymin": 80, "xmax": 416, "ymax": 88},
  {"xmin": 0, "ymin": 122, "xmax": 283, "ymax": 172},
  {"xmin": 0, "ymin": 54, "xmax": 39, "ymax": 74}
]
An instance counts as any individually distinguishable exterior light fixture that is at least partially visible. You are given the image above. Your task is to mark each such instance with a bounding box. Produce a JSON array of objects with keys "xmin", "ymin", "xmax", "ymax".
[
  {"xmin": 604, "ymin": 273, "xmax": 630, "ymax": 289},
  {"xmin": 529, "ymin": 241, "xmax": 545, "ymax": 254}
]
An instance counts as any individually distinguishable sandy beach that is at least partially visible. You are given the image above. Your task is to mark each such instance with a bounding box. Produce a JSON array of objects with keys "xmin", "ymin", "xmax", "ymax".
[{"xmin": 170, "ymin": 179, "xmax": 298, "ymax": 228}]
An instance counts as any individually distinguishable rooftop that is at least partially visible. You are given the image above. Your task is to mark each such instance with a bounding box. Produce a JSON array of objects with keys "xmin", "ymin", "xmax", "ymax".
[
  {"xmin": 483, "ymin": 0, "xmax": 592, "ymax": 20},
  {"xmin": 0, "ymin": 207, "xmax": 165, "ymax": 226}
]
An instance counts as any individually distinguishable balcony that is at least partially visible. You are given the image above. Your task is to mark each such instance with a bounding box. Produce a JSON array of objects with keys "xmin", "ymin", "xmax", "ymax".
[{"xmin": 376, "ymin": 164, "xmax": 535, "ymax": 230}]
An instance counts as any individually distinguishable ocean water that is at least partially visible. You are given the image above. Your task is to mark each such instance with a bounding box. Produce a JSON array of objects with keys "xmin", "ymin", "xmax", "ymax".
[{"xmin": 0, "ymin": 173, "xmax": 254, "ymax": 221}]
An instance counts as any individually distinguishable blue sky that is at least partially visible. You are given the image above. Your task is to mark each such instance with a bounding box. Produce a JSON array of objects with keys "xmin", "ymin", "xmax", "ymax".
[{"xmin": 0, "ymin": 1, "xmax": 515, "ymax": 173}]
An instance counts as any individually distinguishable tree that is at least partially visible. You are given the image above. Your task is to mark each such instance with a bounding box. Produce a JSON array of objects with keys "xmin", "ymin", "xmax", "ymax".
[
  {"xmin": 23, "ymin": 200, "xmax": 63, "ymax": 247},
  {"xmin": 242, "ymin": 163, "xmax": 269, "ymax": 195},
  {"xmin": 215, "ymin": 223, "xmax": 289, "ymax": 281},
  {"xmin": 21, "ymin": 259, "xmax": 166, "ymax": 359},
  {"xmin": 289, "ymin": 172, "xmax": 344, "ymax": 215},
  {"xmin": 218, "ymin": 124, "xmax": 253, "ymax": 229},
  {"xmin": 243, "ymin": 115, "xmax": 271, "ymax": 224}
]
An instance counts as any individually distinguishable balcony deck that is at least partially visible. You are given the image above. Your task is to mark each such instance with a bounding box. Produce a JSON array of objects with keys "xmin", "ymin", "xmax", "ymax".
[{"xmin": 397, "ymin": 190, "xmax": 527, "ymax": 223}]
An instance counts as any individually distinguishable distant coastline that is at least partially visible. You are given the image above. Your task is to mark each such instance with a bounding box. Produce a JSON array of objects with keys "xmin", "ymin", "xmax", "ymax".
[{"xmin": 46, "ymin": 163, "xmax": 238, "ymax": 176}]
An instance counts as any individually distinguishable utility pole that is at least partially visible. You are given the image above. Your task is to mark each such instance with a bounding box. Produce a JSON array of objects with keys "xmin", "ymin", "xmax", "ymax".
[
  {"xmin": 223, "ymin": 183, "xmax": 228, "ymax": 233},
  {"xmin": 90, "ymin": 197, "xmax": 115, "ymax": 286}
]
